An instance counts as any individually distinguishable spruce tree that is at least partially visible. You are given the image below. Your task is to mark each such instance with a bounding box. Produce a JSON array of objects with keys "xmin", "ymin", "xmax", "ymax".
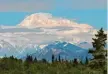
[
  {"xmin": 34, "ymin": 57, "xmax": 37, "ymax": 62},
  {"xmin": 52, "ymin": 54, "xmax": 55, "ymax": 63},
  {"xmin": 85, "ymin": 57, "xmax": 88, "ymax": 64},
  {"xmin": 26, "ymin": 55, "xmax": 33, "ymax": 63},
  {"xmin": 42, "ymin": 58, "xmax": 47, "ymax": 63},
  {"xmin": 92, "ymin": 28, "xmax": 107, "ymax": 50},
  {"xmin": 58, "ymin": 55, "xmax": 61, "ymax": 62},
  {"xmin": 73, "ymin": 58, "xmax": 78, "ymax": 64},
  {"xmin": 89, "ymin": 28, "xmax": 107, "ymax": 68},
  {"xmin": 10, "ymin": 55, "xmax": 14, "ymax": 60}
]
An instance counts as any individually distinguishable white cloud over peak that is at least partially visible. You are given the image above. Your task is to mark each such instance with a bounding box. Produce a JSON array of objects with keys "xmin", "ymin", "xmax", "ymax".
[
  {"xmin": 18, "ymin": 13, "xmax": 93, "ymax": 29},
  {"xmin": 0, "ymin": 13, "xmax": 100, "ymax": 49},
  {"xmin": 18, "ymin": 13, "xmax": 94, "ymax": 36}
]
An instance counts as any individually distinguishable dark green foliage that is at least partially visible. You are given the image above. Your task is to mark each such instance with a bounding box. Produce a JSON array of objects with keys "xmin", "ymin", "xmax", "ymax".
[
  {"xmin": 34, "ymin": 57, "xmax": 37, "ymax": 62},
  {"xmin": 52, "ymin": 54, "xmax": 54, "ymax": 62},
  {"xmin": 92, "ymin": 28, "xmax": 107, "ymax": 50},
  {"xmin": 85, "ymin": 57, "xmax": 88, "ymax": 64},
  {"xmin": 41, "ymin": 58, "xmax": 47, "ymax": 63},
  {"xmin": 58, "ymin": 55, "xmax": 61, "ymax": 62},
  {"xmin": 0, "ymin": 56, "xmax": 105, "ymax": 74},
  {"xmin": 0, "ymin": 56, "xmax": 23, "ymax": 73},
  {"xmin": 10, "ymin": 55, "xmax": 14, "ymax": 60},
  {"xmin": 73, "ymin": 58, "xmax": 78, "ymax": 65},
  {"xmin": 88, "ymin": 49, "xmax": 95, "ymax": 53},
  {"xmin": 88, "ymin": 28, "xmax": 107, "ymax": 69},
  {"xmin": 26, "ymin": 55, "xmax": 33, "ymax": 63}
]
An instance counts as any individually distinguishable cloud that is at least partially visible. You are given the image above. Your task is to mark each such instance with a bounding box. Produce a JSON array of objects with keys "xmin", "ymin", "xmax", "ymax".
[
  {"xmin": 0, "ymin": 13, "xmax": 105, "ymax": 47},
  {"xmin": 18, "ymin": 13, "xmax": 93, "ymax": 29},
  {"xmin": 18, "ymin": 13, "xmax": 94, "ymax": 37},
  {"xmin": 0, "ymin": 28, "xmax": 43, "ymax": 33}
]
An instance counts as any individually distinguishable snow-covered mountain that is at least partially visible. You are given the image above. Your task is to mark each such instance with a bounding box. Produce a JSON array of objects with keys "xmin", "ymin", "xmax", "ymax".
[
  {"xmin": 18, "ymin": 13, "xmax": 93, "ymax": 30},
  {"xmin": 0, "ymin": 40, "xmax": 93, "ymax": 60},
  {"xmin": 0, "ymin": 13, "xmax": 99, "ymax": 57},
  {"xmin": 77, "ymin": 42, "xmax": 93, "ymax": 49},
  {"xmin": 0, "ymin": 40, "xmax": 18, "ymax": 57},
  {"xmin": 28, "ymin": 41, "xmax": 92, "ymax": 61},
  {"xmin": 0, "ymin": 13, "xmax": 96, "ymax": 46},
  {"xmin": 0, "ymin": 12, "xmax": 95, "ymax": 59},
  {"xmin": 0, "ymin": 40, "xmax": 41, "ymax": 58}
]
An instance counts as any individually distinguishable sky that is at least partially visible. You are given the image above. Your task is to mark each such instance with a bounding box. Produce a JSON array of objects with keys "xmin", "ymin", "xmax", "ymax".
[
  {"xmin": 0, "ymin": 0, "xmax": 107, "ymax": 55},
  {"xmin": 0, "ymin": 0, "xmax": 107, "ymax": 29}
]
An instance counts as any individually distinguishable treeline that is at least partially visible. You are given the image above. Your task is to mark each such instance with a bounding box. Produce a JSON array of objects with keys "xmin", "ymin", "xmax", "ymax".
[
  {"xmin": 0, "ymin": 28, "xmax": 107, "ymax": 74},
  {"xmin": 0, "ymin": 54, "xmax": 106, "ymax": 74},
  {"xmin": 25, "ymin": 54, "xmax": 88, "ymax": 64}
]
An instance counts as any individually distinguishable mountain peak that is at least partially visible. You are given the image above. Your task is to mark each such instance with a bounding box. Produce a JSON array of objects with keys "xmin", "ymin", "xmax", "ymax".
[
  {"xmin": 78, "ymin": 42, "xmax": 93, "ymax": 49},
  {"xmin": 28, "ymin": 41, "xmax": 91, "ymax": 61},
  {"xmin": 18, "ymin": 13, "xmax": 93, "ymax": 29}
]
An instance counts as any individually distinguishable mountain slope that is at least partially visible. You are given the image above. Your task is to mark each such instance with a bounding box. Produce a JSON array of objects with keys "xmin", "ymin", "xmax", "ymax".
[
  {"xmin": 30, "ymin": 41, "xmax": 92, "ymax": 61},
  {"xmin": 78, "ymin": 42, "xmax": 93, "ymax": 49},
  {"xmin": 0, "ymin": 40, "xmax": 18, "ymax": 57},
  {"xmin": 0, "ymin": 40, "xmax": 93, "ymax": 61}
]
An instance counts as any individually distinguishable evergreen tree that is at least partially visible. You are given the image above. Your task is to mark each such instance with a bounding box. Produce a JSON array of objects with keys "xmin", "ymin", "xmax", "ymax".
[
  {"xmin": 88, "ymin": 28, "xmax": 107, "ymax": 68},
  {"xmin": 26, "ymin": 55, "xmax": 33, "ymax": 63},
  {"xmin": 58, "ymin": 55, "xmax": 61, "ymax": 62},
  {"xmin": 10, "ymin": 55, "xmax": 14, "ymax": 60},
  {"xmin": 52, "ymin": 54, "xmax": 55, "ymax": 62},
  {"xmin": 30, "ymin": 56, "xmax": 33, "ymax": 62},
  {"xmin": 92, "ymin": 28, "xmax": 107, "ymax": 50},
  {"xmin": 73, "ymin": 58, "xmax": 78, "ymax": 64},
  {"xmin": 34, "ymin": 57, "xmax": 37, "ymax": 62},
  {"xmin": 42, "ymin": 58, "xmax": 47, "ymax": 63},
  {"xmin": 85, "ymin": 57, "xmax": 88, "ymax": 64}
]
